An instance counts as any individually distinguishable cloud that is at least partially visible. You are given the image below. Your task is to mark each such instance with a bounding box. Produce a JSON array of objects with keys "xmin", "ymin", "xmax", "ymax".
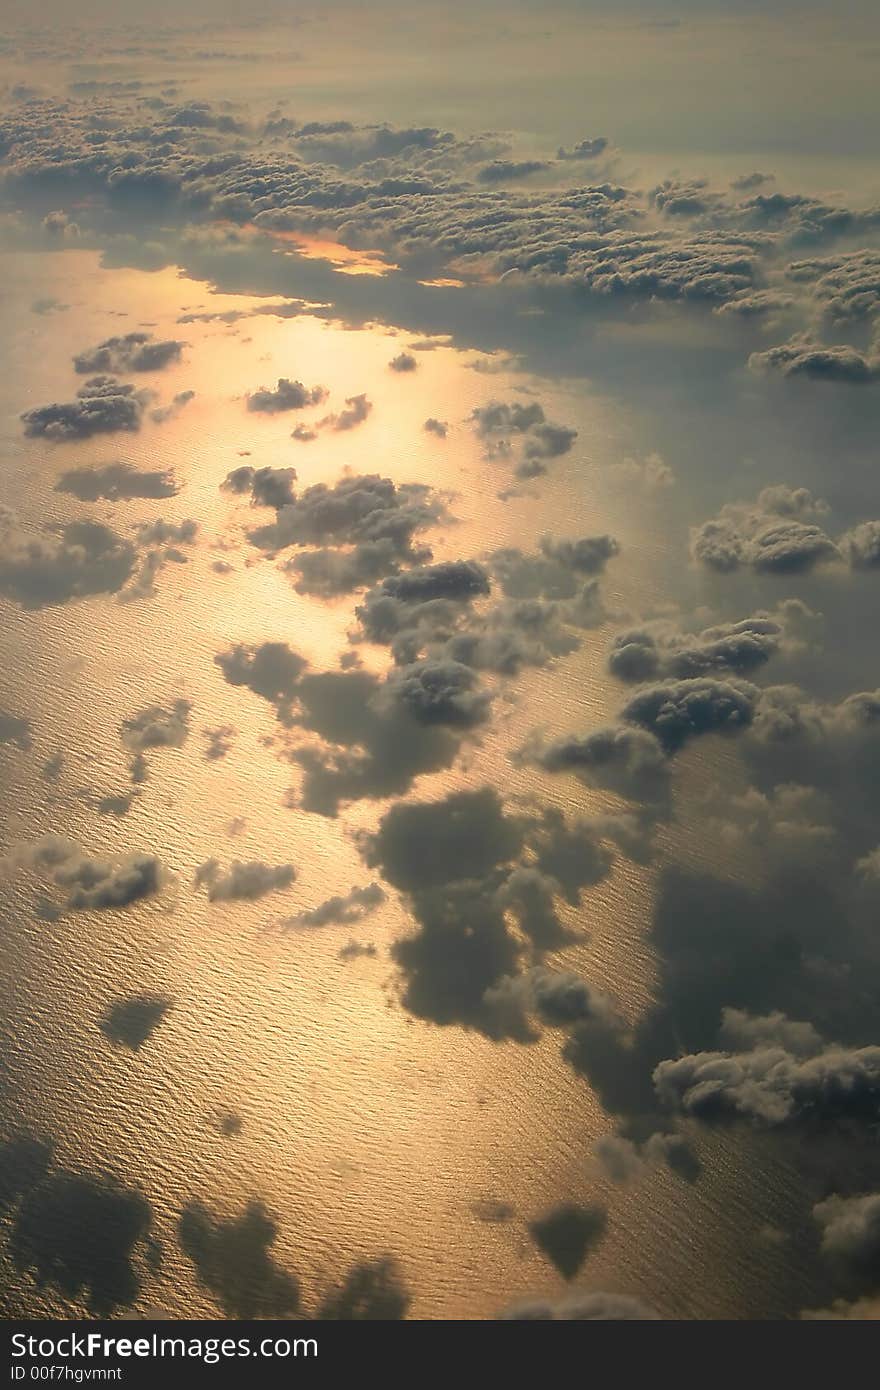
[
  {"xmin": 246, "ymin": 378, "xmax": 327, "ymax": 413},
  {"xmin": 120, "ymin": 699, "xmax": 191, "ymax": 754},
  {"xmin": 150, "ymin": 389, "xmax": 195, "ymax": 424},
  {"xmin": 22, "ymin": 377, "xmax": 147, "ymax": 439},
  {"xmin": 222, "ymin": 465, "xmax": 298, "ymax": 508},
  {"xmin": 282, "ymin": 882, "xmax": 385, "ymax": 929},
  {"xmin": 389, "ymin": 351, "xmax": 417, "ymax": 372},
  {"xmin": 813, "ymin": 1194, "xmax": 880, "ymax": 1283},
  {"xmin": 195, "ymin": 859, "xmax": 296, "ymax": 902},
  {"xmin": 500, "ymin": 1291, "xmax": 660, "ymax": 1320},
  {"xmin": 477, "ymin": 159, "xmax": 550, "ymax": 184},
  {"xmin": 53, "ymin": 851, "xmax": 163, "ymax": 911},
  {"xmin": 691, "ymin": 486, "xmax": 842, "ymax": 575},
  {"xmin": 524, "ymin": 724, "xmax": 671, "ymax": 804},
  {"xmin": 471, "ymin": 400, "xmax": 577, "ymax": 477},
  {"xmin": 749, "ymin": 340, "xmax": 879, "ymax": 383},
  {"xmin": 594, "ymin": 1131, "xmax": 700, "ymax": 1184},
  {"xmin": 73, "ymin": 332, "xmax": 184, "ymax": 375},
  {"xmin": 55, "ymin": 462, "xmax": 179, "ymax": 502},
  {"xmin": 608, "ymin": 616, "xmax": 785, "ymax": 683},
  {"xmin": 423, "ymin": 418, "xmax": 447, "ymax": 437},
  {"xmin": 0, "ymin": 510, "xmax": 136, "ymax": 607},
  {"xmin": 654, "ymin": 1016, "xmax": 880, "ymax": 1127},
  {"xmin": 323, "ymin": 393, "xmax": 372, "ymax": 431},
  {"xmin": 202, "ymin": 726, "xmax": 236, "ymax": 761}
]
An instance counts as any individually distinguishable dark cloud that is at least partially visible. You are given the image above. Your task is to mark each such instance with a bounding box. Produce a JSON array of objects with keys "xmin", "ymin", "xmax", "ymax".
[
  {"xmin": 73, "ymin": 332, "xmax": 184, "ymax": 375},
  {"xmin": 246, "ymin": 378, "xmax": 327, "ymax": 413},
  {"xmin": 608, "ymin": 616, "xmax": 785, "ymax": 683},
  {"xmin": 471, "ymin": 400, "xmax": 577, "ymax": 476},
  {"xmin": 282, "ymin": 882, "xmax": 385, "ymax": 929},
  {"xmin": 52, "ymin": 850, "xmax": 163, "ymax": 911},
  {"xmin": 557, "ymin": 137, "xmax": 609, "ymax": 161},
  {"xmin": 120, "ymin": 699, "xmax": 191, "ymax": 754},
  {"xmin": 222, "ymin": 464, "xmax": 297, "ymax": 508},
  {"xmin": 178, "ymin": 1200, "xmax": 299, "ymax": 1318},
  {"xmin": 423, "ymin": 417, "xmax": 448, "ymax": 437},
  {"xmin": 477, "ymin": 159, "xmax": 550, "ymax": 184},
  {"xmin": 524, "ymin": 724, "xmax": 671, "ymax": 804},
  {"xmin": 389, "ymin": 351, "xmax": 417, "ymax": 372},
  {"xmin": 813, "ymin": 1194, "xmax": 880, "ymax": 1284},
  {"xmin": 195, "ymin": 859, "xmax": 296, "ymax": 902},
  {"xmin": 0, "ymin": 511, "xmax": 136, "ymax": 607},
  {"xmin": 690, "ymin": 487, "xmax": 841, "ymax": 576},
  {"xmin": 323, "ymin": 393, "xmax": 372, "ymax": 431},
  {"xmin": 22, "ymin": 377, "xmax": 147, "ymax": 439},
  {"xmin": 55, "ymin": 461, "xmax": 179, "ymax": 502},
  {"xmin": 750, "ymin": 340, "xmax": 879, "ymax": 383}
]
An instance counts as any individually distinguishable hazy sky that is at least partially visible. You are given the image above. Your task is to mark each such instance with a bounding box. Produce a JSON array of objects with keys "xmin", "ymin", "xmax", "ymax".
[{"xmin": 0, "ymin": 1, "xmax": 879, "ymax": 1323}]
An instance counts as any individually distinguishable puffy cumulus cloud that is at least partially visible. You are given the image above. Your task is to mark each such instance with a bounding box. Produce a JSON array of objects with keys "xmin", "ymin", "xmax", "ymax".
[
  {"xmin": 0, "ymin": 510, "xmax": 136, "ymax": 608},
  {"xmin": 690, "ymin": 486, "xmax": 846, "ymax": 576},
  {"xmin": 619, "ymin": 677, "xmax": 759, "ymax": 753},
  {"xmin": 528, "ymin": 1202, "xmax": 607, "ymax": 1280},
  {"xmin": 55, "ymin": 461, "xmax": 179, "ymax": 502},
  {"xmin": 557, "ymin": 137, "xmax": 610, "ymax": 162},
  {"xmin": 215, "ymin": 642, "xmax": 466, "ymax": 814},
  {"xmin": 653, "ymin": 1013, "xmax": 880, "ymax": 1128},
  {"xmin": 354, "ymin": 545, "xmax": 611, "ymax": 681},
  {"xmin": 1, "ymin": 837, "xmax": 166, "ymax": 914},
  {"xmin": 802, "ymin": 1296, "xmax": 880, "ymax": 1320},
  {"xmin": 246, "ymin": 377, "xmax": 327, "ymax": 413},
  {"xmin": 99, "ymin": 995, "xmax": 171, "ymax": 1050},
  {"xmin": 388, "ymin": 351, "xmax": 417, "ymax": 372},
  {"xmin": 813, "ymin": 1194, "xmax": 880, "ymax": 1283},
  {"xmin": 477, "ymin": 159, "xmax": 551, "ymax": 185},
  {"xmin": 322, "ymin": 393, "xmax": 372, "ymax": 432},
  {"xmin": 785, "ymin": 249, "xmax": 880, "ymax": 325},
  {"xmin": 73, "ymin": 332, "xmax": 184, "ymax": 375},
  {"xmin": 490, "ymin": 534, "xmax": 618, "ymax": 600},
  {"xmin": 194, "ymin": 859, "xmax": 296, "ymax": 902},
  {"xmin": 607, "ymin": 616, "xmax": 785, "ymax": 683},
  {"xmin": 750, "ymin": 339, "xmax": 880, "ymax": 383},
  {"xmin": 131, "ymin": 518, "xmax": 198, "ymax": 547},
  {"xmin": 702, "ymin": 783, "xmax": 839, "ymax": 871},
  {"xmin": 120, "ymin": 699, "xmax": 191, "ymax": 755},
  {"xmin": 380, "ymin": 658, "xmax": 492, "ymax": 728},
  {"xmin": 179, "ymin": 1200, "xmax": 299, "ymax": 1319},
  {"xmin": 423, "ymin": 417, "xmax": 448, "ymax": 437},
  {"xmin": 500, "ymin": 1290, "xmax": 659, "ymax": 1320},
  {"xmin": 249, "ymin": 475, "xmax": 444, "ymax": 593},
  {"xmin": 524, "ymin": 724, "xmax": 671, "ymax": 805},
  {"xmin": 840, "ymin": 521, "xmax": 880, "ymax": 570},
  {"xmin": 483, "ymin": 967, "xmax": 618, "ymax": 1041},
  {"xmin": 362, "ymin": 789, "xmax": 625, "ymax": 1035},
  {"xmin": 222, "ymin": 464, "xmax": 297, "ymax": 509},
  {"xmin": 471, "ymin": 400, "xmax": 577, "ymax": 478},
  {"xmin": 594, "ymin": 1131, "xmax": 700, "ymax": 1185},
  {"xmin": 21, "ymin": 376, "xmax": 147, "ymax": 440},
  {"xmin": 282, "ymin": 882, "xmax": 385, "ymax": 929},
  {"xmin": 150, "ymin": 389, "xmax": 195, "ymax": 425},
  {"xmin": 609, "ymin": 452, "xmax": 675, "ymax": 492}
]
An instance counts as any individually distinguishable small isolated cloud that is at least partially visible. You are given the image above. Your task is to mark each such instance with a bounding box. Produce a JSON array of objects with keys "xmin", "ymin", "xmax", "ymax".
[
  {"xmin": 282, "ymin": 882, "xmax": 385, "ymax": 928},
  {"xmin": 73, "ymin": 333, "xmax": 184, "ymax": 375},
  {"xmin": 323, "ymin": 393, "xmax": 372, "ymax": 431},
  {"xmin": 749, "ymin": 339, "xmax": 879, "ymax": 383},
  {"xmin": 423, "ymin": 418, "xmax": 448, "ymax": 437},
  {"xmin": 389, "ymin": 351, "xmax": 417, "ymax": 372},
  {"xmin": 0, "ymin": 510, "xmax": 136, "ymax": 608},
  {"xmin": 22, "ymin": 377, "xmax": 147, "ymax": 440},
  {"xmin": 150, "ymin": 389, "xmax": 195, "ymax": 424},
  {"xmin": 246, "ymin": 378, "xmax": 327, "ymax": 413},
  {"xmin": 195, "ymin": 859, "xmax": 296, "ymax": 902},
  {"xmin": 500, "ymin": 1291, "xmax": 659, "ymax": 1320},
  {"xmin": 222, "ymin": 465, "xmax": 297, "ymax": 508}
]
